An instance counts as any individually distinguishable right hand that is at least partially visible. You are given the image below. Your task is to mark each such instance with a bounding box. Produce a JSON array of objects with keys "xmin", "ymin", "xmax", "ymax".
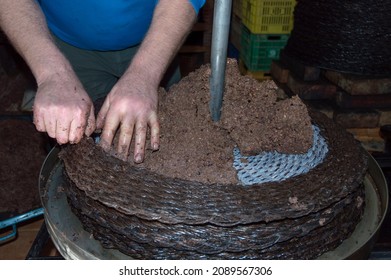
[
  {"xmin": 96, "ymin": 71, "xmax": 160, "ymax": 163},
  {"xmin": 33, "ymin": 72, "xmax": 96, "ymax": 144}
]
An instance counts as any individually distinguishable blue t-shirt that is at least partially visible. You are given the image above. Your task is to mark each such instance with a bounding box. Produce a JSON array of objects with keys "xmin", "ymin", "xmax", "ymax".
[{"xmin": 38, "ymin": 0, "xmax": 206, "ymax": 51}]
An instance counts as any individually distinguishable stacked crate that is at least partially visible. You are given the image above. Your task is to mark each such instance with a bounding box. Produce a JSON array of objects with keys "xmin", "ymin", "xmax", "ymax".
[{"xmin": 231, "ymin": 0, "xmax": 296, "ymax": 80}]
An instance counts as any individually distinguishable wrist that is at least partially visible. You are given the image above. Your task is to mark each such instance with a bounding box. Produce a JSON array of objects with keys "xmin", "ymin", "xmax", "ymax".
[
  {"xmin": 124, "ymin": 60, "xmax": 162, "ymax": 90},
  {"xmin": 23, "ymin": 38, "xmax": 74, "ymax": 86},
  {"xmin": 35, "ymin": 56, "xmax": 76, "ymax": 86}
]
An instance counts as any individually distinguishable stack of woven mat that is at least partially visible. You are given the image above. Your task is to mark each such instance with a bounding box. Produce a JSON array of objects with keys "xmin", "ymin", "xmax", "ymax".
[{"xmin": 60, "ymin": 110, "xmax": 368, "ymax": 259}]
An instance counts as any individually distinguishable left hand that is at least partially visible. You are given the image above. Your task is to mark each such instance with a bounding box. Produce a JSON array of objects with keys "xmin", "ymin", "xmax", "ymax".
[{"xmin": 96, "ymin": 73, "xmax": 160, "ymax": 163}]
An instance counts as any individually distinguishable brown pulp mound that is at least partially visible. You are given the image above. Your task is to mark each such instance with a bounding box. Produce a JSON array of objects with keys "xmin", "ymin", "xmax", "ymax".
[
  {"xmin": 59, "ymin": 59, "xmax": 368, "ymax": 259},
  {"xmin": 129, "ymin": 59, "xmax": 312, "ymax": 185}
]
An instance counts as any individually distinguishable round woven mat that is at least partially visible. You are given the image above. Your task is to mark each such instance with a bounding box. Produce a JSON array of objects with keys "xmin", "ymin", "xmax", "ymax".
[{"xmin": 284, "ymin": 0, "xmax": 391, "ymax": 76}]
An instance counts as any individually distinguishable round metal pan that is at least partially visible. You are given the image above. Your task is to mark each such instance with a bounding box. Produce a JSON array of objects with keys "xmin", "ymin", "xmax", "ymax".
[{"xmin": 39, "ymin": 146, "xmax": 389, "ymax": 260}]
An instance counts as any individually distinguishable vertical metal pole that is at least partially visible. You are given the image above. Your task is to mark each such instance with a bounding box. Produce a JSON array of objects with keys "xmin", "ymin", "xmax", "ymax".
[{"xmin": 209, "ymin": 0, "xmax": 232, "ymax": 122}]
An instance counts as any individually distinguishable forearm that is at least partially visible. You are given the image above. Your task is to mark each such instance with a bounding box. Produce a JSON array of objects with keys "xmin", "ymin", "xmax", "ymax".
[
  {"xmin": 0, "ymin": 0, "xmax": 72, "ymax": 84},
  {"xmin": 124, "ymin": 0, "xmax": 197, "ymax": 87}
]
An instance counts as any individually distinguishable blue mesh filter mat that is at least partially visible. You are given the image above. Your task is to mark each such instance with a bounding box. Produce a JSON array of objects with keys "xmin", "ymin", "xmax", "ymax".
[{"xmin": 233, "ymin": 125, "xmax": 328, "ymax": 186}]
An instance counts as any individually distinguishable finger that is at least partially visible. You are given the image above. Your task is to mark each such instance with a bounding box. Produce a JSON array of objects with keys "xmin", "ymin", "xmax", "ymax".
[
  {"xmin": 116, "ymin": 120, "xmax": 135, "ymax": 161},
  {"xmin": 99, "ymin": 110, "xmax": 120, "ymax": 151},
  {"xmin": 96, "ymin": 99, "xmax": 110, "ymax": 130},
  {"xmin": 68, "ymin": 103, "xmax": 93, "ymax": 143},
  {"xmin": 69, "ymin": 118, "xmax": 85, "ymax": 144},
  {"xmin": 55, "ymin": 119, "xmax": 71, "ymax": 145},
  {"xmin": 44, "ymin": 114, "xmax": 57, "ymax": 139},
  {"xmin": 85, "ymin": 105, "xmax": 96, "ymax": 137},
  {"xmin": 134, "ymin": 120, "xmax": 148, "ymax": 163},
  {"xmin": 149, "ymin": 113, "xmax": 160, "ymax": 151},
  {"xmin": 33, "ymin": 109, "xmax": 46, "ymax": 133}
]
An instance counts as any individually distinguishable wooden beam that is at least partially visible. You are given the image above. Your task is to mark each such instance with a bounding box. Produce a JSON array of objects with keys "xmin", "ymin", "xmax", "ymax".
[
  {"xmin": 279, "ymin": 50, "xmax": 321, "ymax": 82},
  {"xmin": 286, "ymin": 74, "xmax": 337, "ymax": 100},
  {"xmin": 270, "ymin": 60, "xmax": 289, "ymax": 84},
  {"xmin": 336, "ymin": 91, "xmax": 391, "ymax": 109},
  {"xmin": 324, "ymin": 71, "xmax": 391, "ymax": 95}
]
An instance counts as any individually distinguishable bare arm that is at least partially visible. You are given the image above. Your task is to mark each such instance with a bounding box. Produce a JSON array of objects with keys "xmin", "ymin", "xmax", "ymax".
[
  {"xmin": 97, "ymin": 0, "xmax": 198, "ymax": 162},
  {"xmin": 0, "ymin": 0, "xmax": 66, "ymax": 82},
  {"xmin": 0, "ymin": 0, "xmax": 95, "ymax": 143},
  {"xmin": 127, "ymin": 0, "xmax": 198, "ymax": 89}
]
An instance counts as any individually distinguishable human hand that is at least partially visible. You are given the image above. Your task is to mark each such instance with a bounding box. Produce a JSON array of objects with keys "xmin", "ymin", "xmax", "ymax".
[
  {"xmin": 33, "ymin": 72, "xmax": 96, "ymax": 144},
  {"xmin": 96, "ymin": 74, "xmax": 160, "ymax": 163}
]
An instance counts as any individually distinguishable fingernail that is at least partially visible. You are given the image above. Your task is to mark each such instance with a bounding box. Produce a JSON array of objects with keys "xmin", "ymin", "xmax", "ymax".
[
  {"xmin": 134, "ymin": 153, "xmax": 143, "ymax": 163},
  {"xmin": 99, "ymin": 140, "xmax": 109, "ymax": 151},
  {"xmin": 120, "ymin": 154, "xmax": 128, "ymax": 162},
  {"xmin": 152, "ymin": 143, "xmax": 159, "ymax": 150}
]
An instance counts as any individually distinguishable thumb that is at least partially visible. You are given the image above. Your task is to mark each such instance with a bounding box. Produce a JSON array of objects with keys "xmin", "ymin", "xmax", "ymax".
[
  {"xmin": 96, "ymin": 99, "xmax": 110, "ymax": 129},
  {"xmin": 85, "ymin": 105, "xmax": 97, "ymax": 136}
]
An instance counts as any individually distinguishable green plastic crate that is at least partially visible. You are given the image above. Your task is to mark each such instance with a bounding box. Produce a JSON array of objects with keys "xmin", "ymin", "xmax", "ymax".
[
  {"xmin": 240, "ymin": 25, "xmax": 289, "ymax": 71},
  {"xmin": 242, "ymin": 0, "xmax": 296, "ymax": 34}
]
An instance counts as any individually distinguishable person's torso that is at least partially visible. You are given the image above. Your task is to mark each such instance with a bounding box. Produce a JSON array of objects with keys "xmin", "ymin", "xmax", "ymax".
[{"xmin": 39, "ymin": 0, "xmax": 157, "ymax": 51}]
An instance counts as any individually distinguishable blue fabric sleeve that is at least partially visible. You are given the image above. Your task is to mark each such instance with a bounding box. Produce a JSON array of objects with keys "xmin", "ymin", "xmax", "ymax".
[{"xmin": 188, "ymin": 0, "xmax": 206, "ymax": 14}]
